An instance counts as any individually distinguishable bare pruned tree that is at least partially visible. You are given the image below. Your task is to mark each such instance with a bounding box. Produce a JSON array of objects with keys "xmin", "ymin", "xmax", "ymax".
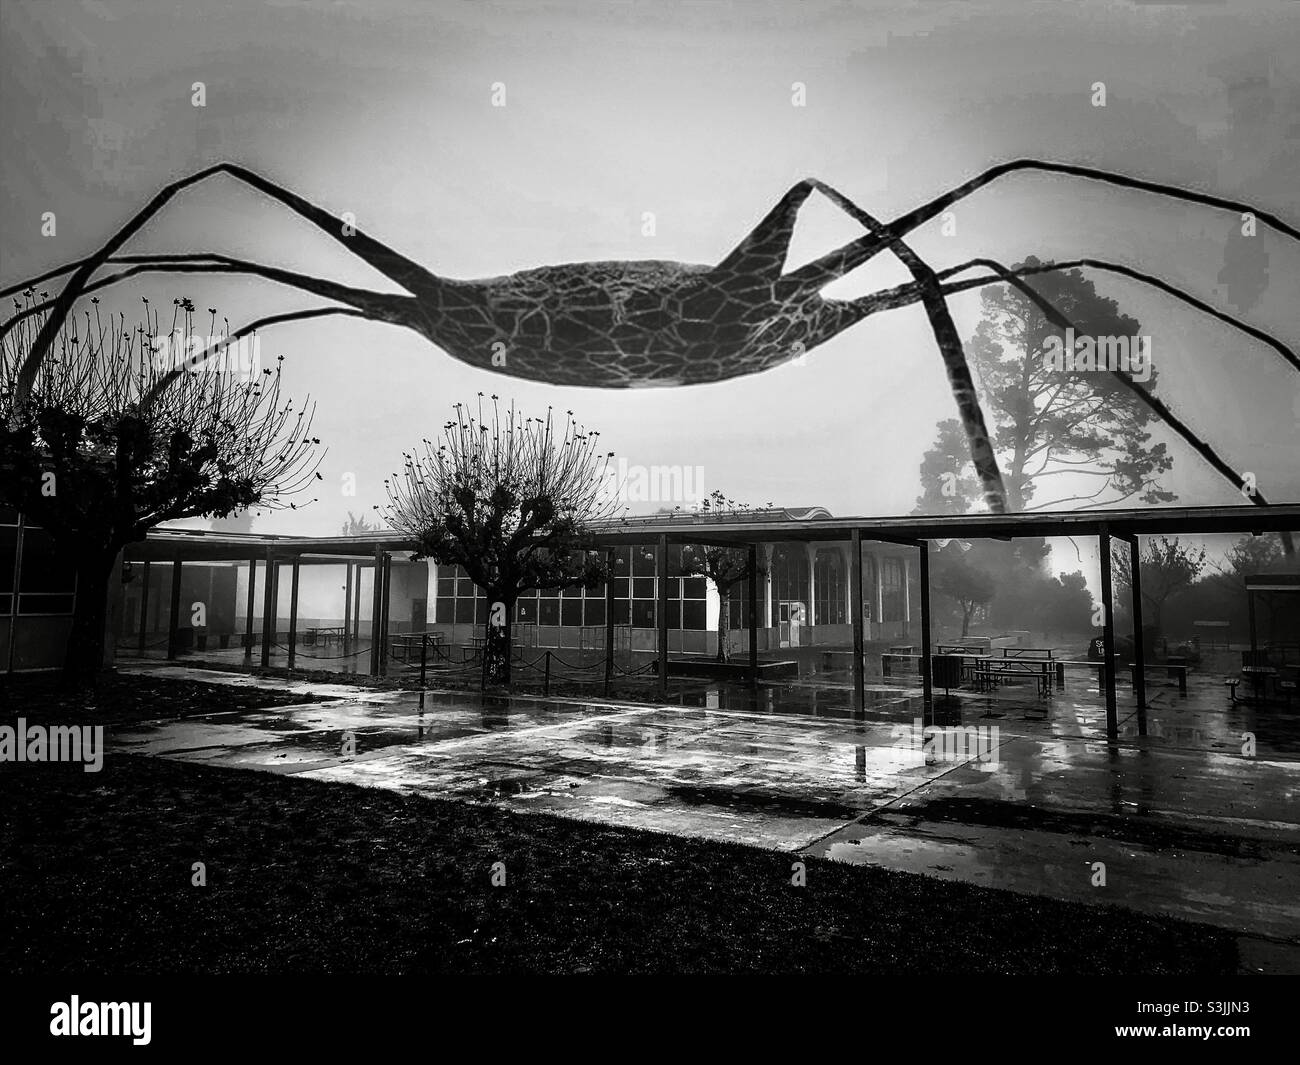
[
  {"xmin": 384, "ymin": 396, "xmax": 624, "ymax": 687},
  {"xmin": 0, "ymin": 292, "xmax": 324, "ymax": 679}
]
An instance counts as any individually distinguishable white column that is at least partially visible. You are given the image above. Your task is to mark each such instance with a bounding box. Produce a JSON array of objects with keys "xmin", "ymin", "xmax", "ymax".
[
  {"xmin": 903, "ymin": 553, "xmax": 912, "ymax": 627},
  {"xmin": 840, "ymin": 544, "xmax": 852, "ymax": 627},
  {"xmin": 873, "ymin": 549, "xmax": 883, "ymax": 639}
]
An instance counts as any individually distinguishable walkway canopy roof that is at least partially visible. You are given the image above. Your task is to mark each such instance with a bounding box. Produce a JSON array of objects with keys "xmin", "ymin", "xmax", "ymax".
[{"xmin": 127, "ymin": 503, "xmax": 1300, "ymax": 563}]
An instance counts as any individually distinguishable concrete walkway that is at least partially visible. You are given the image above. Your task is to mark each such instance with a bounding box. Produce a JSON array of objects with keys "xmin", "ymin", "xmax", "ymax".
[{"xmin": 113, "ymin": 665, "xmax": 1300, "ymax": 967}]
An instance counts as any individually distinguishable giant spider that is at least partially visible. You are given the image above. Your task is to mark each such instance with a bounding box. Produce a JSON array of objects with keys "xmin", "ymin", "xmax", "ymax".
[{"xmin": 5, "ymin": 159, "xmax": 1298, "ymax": 515}]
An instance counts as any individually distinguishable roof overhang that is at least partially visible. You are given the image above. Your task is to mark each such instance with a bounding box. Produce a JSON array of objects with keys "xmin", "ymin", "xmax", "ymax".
[{"xmin": 125, "ymin": 504, "xmax": 1300, "ymax": 562}]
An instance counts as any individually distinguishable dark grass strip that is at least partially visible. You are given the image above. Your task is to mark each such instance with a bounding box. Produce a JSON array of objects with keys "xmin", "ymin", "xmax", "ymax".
[
  {"xmin": 1, "ymin": 754, "xmax": 1237, "ymax": 975},
  {"xmin": 0, "ymin": 672, "xmax": 329, "ymax": 727}
]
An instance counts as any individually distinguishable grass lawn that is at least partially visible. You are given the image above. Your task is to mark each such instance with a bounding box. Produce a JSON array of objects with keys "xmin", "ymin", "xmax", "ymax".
[
  {"xmin": 0, "ymin": 670, "xmax": 329, "ymax": 727},
  {"xmin": 1, "ymin": 673, "xmax": 1241, "ymax": 974}
]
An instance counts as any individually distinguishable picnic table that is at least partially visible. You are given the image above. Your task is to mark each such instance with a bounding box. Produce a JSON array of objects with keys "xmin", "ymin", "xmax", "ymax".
[
  {"xmin": 304, "ymin": 625, "xmax": 345, "ymax": 647},
  {"xmin": 974, "ymin": 647, "xmax": 1056, "ymax": 697},
  {"xmin": 1239, "ymin": 665, "xmax": 1278, "ymax": 702},
  {"xmin": 388, "ymin": 631, "xmax": 448, "ymax": 663}
]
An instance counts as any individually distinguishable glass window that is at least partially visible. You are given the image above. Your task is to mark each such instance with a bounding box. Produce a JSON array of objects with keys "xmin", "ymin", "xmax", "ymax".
[
  {"xmin": 631, "ymin": 600, "xmax": 655, "ymax": 628},
  {"xmin": 683, "ymin": 576, "xmax": 707, "ymax": 600},
  {"xmin": 454, "ymin": 597, "xmax": 475, "ymax": 624},
  {"xmin": 727, "ymin": 582, "xmax": 754, "ymax": 630},
  {"xmin": 632, "ymin": 577, "xmax": 656, "ymax": 600},
  {"xmin": 584, "ymin": 598, "xmax": 606, "ymax": 627},
  {"xmin": 683, "ymin": 600, "xmax": 706, "ymax": 630},
  {"xmin": 632, "ymin": 547, "xmax": 657, "ymax": 576},
  {"xmin": 0, "ymin": 525, "xmax": 16, "ymax": 597},
  {"xmin": 539, "ymin": 598, "xmax": 559, "ymax": 625},
  {"xmin": 815, "ymin": 551, "xmax": 846, "ymax": 626},
  {"xmin": 561, "ymin": 598, "xmax": 583, "ymax": 626},
  {"xmin": 21, "ymin": 593, "xmax": 75, "ymax": 615},
  {"xmin": 18, "ymin": 527, "xmax": 76, "ymax": 594},
  {"xmin": 882, "ymin": 557, "xmax": 905, "ymax": 623}
]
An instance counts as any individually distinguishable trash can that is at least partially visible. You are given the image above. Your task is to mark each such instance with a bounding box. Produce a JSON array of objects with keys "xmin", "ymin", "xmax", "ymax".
[{"xmin": 933, "ymin": 654, "xmax": 962, "ymax": 694}]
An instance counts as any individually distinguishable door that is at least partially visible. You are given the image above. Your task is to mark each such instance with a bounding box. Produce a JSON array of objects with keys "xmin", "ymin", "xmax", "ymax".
[{"xmin": 778, "ymin": 602, "xmax": 805, "ymax": 648}]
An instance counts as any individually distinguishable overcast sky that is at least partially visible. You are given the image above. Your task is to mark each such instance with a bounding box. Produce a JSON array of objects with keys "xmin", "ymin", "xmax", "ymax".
[{"xmin": 2, "ymin": 0, "xmax": 1297, "ymax": 544}]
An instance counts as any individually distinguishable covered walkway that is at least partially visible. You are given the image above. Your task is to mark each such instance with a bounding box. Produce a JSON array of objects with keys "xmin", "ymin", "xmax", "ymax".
[{"xmin": 120, "ymin": 504, "xmax": 1300, "ymax": 741}]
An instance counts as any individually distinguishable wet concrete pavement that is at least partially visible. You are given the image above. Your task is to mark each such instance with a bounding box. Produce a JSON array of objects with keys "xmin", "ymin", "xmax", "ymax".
[{"xmin": 114, "ymin": 665, "xmax": 1300, "ymax": 961}]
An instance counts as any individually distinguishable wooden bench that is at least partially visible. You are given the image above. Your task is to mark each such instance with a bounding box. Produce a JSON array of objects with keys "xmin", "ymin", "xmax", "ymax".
[{"xmin": 1128, "ymin": 661, "xmax": 1188, "ymax": 696}]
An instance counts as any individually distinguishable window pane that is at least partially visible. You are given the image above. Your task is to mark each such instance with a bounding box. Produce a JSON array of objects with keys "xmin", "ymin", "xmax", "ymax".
[
  {"xmin": 584, "ymin": 599, "xmax": 605, "ymax": 627},
  {"xmin": 539, "ymin": 598, "xmax": 560, "ymax": 625},
  {"xmin": 561, "ymin": 598, "xmax": 583, "ymax": 626},
  {"xmin": 454, "ymin": 597, "xmax": 475, "ymax": 623},
  {"xmin": 631, "ymin": 600, "xmax": 655, "ymax": 628},
  {"xmin": 20, "ymin": 593, "xmax": 75, "ymax": 615},
  {"xmin": 632, "ymin": 548, "xmax": 657, "ymax": 576},
  {"xmin": 0, "ymin": 526, "xmax": 16, "ymax": 594},
  {"xmin": 683, "ymin": 576, "xmax": 707, "ymax": 600},
  {"xmin": 612, "ymin": 598, "xmax": 630, "ymax": 625},
  {"xmin": 632, "ymin": 577, "xmax": 656, "ymax": 600},
  {"xmin": 683, "ymin": 600, "xmax": 706, "ymax": 630},
  {"xmin": 666, "ymin": 601, "xmax": 680, "ymax": 628},
  {"xmin": 18, "ymin": 528, "xmax": 76, "ymax": 594},
  {"xmin": 456, "ymin": 577, "xmax": 475, "ymax": 597},
  {"xmin": 435, "ymin": 599, "xmax": 454, "ymax": 623},
  {"xmin": 436, "ymin": 577, "xmax": 455, "ymax": 598}
]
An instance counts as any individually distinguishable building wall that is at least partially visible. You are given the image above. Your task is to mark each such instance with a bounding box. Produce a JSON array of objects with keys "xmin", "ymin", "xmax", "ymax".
[{"xmin": 2, "ymin": 509, "xmax": 79, "ymax": 672}]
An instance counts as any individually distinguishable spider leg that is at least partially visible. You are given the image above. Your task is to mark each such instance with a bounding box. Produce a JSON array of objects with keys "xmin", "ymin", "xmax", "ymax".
[
  {"xmin": 788, "ymin": 159, "xmax": 1299, "ymax": 290},
  {"xmin": 939, "ymin": 256, "xmax": 1288, "ymax": 506},
  {"xmin": 939, "ymin": 257, "xmax": 1299, "ymax": 374},
  {"xmin": 2, "ymin": 253, "xmax": 410, "ymax": 346},
  {"xmin": 782, "ymin": 179, "xmax": 1010, "ymax": 512},
  {"xmin": 140, "ymin": 306, "xmax": 373, "ymax": 408},
  {"xmin": 714, "ymin": 179, "xmax": 820, "ymax": 279},
  {"xmin": 813, "ymin": 258, "xmax": 1294, "ymax": 531},
  {"xmin": 12, "ymin": 162, "xmax": 438, "ymax": 400}
]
